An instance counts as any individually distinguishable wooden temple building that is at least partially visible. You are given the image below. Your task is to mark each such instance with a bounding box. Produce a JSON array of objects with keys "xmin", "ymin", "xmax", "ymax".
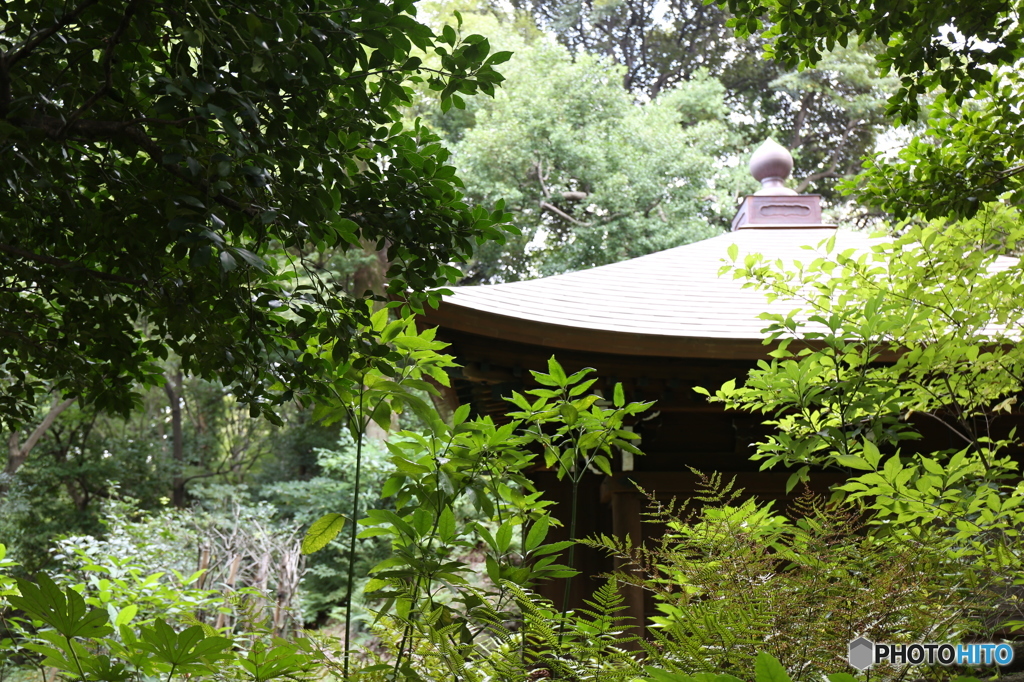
[{"xmin": 418, "ymin": 141, "xmax": 879, "ymax": 623}]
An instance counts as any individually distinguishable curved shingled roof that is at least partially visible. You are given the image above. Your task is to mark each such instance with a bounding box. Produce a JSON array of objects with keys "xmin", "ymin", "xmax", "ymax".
[
  {"xmin": 421, "ymin": 226, "xmax": 879, "ymax": 359},
  {"xmin": 422, "ymin": 141, "xmax": 902, "ymax": 360}
]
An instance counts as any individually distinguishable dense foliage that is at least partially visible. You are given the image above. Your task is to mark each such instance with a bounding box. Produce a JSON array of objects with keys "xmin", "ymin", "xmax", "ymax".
[
  {"xmin": 592, "ymin": 478, "xmax": 997, "ymax": 681},
  {"xmin": 0, "ymin": 471, "xmax": 1004, "ymax": 682},
  {"xmin": 496, "ymin": 0, "xmax": 897, "ymax": 206},
  {"xmin": 719, "ymin": 0, "xmax": 1020, "ymax": 121},
  {"xmin": 451, "ymin": 41, "xmax": 748, "ymax": 281},
  {"xmin": 0, "ymin": 0, "xmax": 511, "ymax": 427},
  {"xmin": 508, "ymin": 0, "xmax": 738, "ymax": 98},
  {"xmin": 715, "ymin": 0, "xmax": 1024, "ymax": 221},
  {"xmin": 710, "ymin": 211, "xmax": 1024, "ymax": 579}
]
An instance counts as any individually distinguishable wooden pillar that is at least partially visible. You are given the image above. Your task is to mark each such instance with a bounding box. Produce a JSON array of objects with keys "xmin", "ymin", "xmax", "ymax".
[{"xmin": 610, "ymin": 484, "xmax": 646, "ymax": 641}]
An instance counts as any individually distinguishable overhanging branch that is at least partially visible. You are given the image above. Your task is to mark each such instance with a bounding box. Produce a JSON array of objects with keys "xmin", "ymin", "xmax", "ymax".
[
  {"xmin": 5, "ymin": 0, "xmax": 103, "ymax": 69},
  {"xmin": 21, "ymin": 115, "xmax": 260, "ymax": 218},
  {"xmin": 58, "ymin": 0, "xmax": 144, "ymax": 138},
  {"xmin": 0, "ymin": 242, "xmax": 144, "ymax": 285}
]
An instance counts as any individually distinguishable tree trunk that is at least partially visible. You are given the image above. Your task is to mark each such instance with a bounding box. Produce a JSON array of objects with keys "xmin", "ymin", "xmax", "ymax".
[
  {"xmin": 355, "ymin": 238, "xmax": 394, "ymax": 443},
  {"xmin": 164, "ymin": 371, "xmax": 186, "ymax": 507},
  {"xmin": 351, "ymin": 238, "xmax": 389, "ymax": 302},
  {"xmin": 3, "ymin": 396, "xmax": 75, "ymax": 492},
  {"xmin": 789, "ymin": 91, "xmax": 816, "ymax": 151}
]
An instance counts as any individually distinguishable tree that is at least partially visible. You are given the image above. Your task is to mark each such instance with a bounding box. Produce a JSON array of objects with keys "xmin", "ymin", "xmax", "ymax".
[
  {"xmin": 4, "ymin": 395, "xmax": 74, "ymax": 481},
  {"xmin": 740, "ymin": 45, "xmax": 897, "ymax": 201},
  {"xmin": 508, "ymin": 0, "xmax": 739, "ymax": 98},
  {"xmin": 692, "ymin": 0, "xmax": 1024, "ymax": 631},
  {"xmin": 856, "ymin": 72, "xmax": 1024, "ymax": 222},
  {"xmin": 719, "ymin": 0, "xmax": 1021, "ymax": 121},
  {"xmin": 717, "ymin": 0, "xmax": 1024, "ymax": 221},
  {"xmin": 499, "ymin": 0, "xmax": 897, "ymax": 206},
  {"xmin": 0, "ymin": 0, "xmax": 511, "ymax": 429},
  {"xmin": 443, "ymin": 37, "xmax": 754, "ymax": 282}
]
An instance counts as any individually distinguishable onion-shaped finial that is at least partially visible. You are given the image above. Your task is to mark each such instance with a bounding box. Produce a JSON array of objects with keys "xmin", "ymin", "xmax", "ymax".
[{"xmin": 749, "ymin": 139, "xmax": 797, "ymax": 195}]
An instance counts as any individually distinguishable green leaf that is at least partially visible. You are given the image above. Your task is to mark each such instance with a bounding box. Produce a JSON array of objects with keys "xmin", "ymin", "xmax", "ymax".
[
  {"xmin": 862, "ymin": 439, "xmax": 882, "ymax": 467},
  {"xmin": 531, "ymin": 540, "xmax": 575, "ymax": 556},
  {"xmin": 644, "ymin": 668, "xmax": 743, "ymax": 682},
  {"xmin": 496, "ymin": 521, "xmax": 514, "ymax": 553},
  {"xmin": 138, "ymin": 620, "xmax": 231, "ymax": 668},
  {"xmin": 476, "ymin": 523, "xmax": 499, "ymax": 553},
  {"xmin": 485, "ymin": 555, "xmax": 501, "ymax": 583},
  {"xmin": 10, "ymin": 574, "xmax": 112, "ymax": 639},
  {"xmin": 392, "ymin": 334, "xmax": 438, "ymax": 350},
  {"xmin": 487, "ymin": 50, "xmax": 513, "ymax": 65},
  {"xmin": 219, "ymin": 250, "xmax": 237, "ymax": 272},
  {"xmin": 232, "ymin": 247, "xmax": 268, "ymax": 272},
  {"xmin": 381, "ymin": 474, "xmax": 406, "ymax": 498},
  {"xmin": 301, "ymin": 513, "xmax": 347, "ymax": 554},
  {"xmin": 113, "ymin": 604, "xmax": 138, "ymax": 627},
  {"xmin": 453, "ymin": 403, "xmax": 471, "ymax": 425},
  {"xmin": 644, "ymin": 669, "xmax": 692, "ymax": 682},
  {"xmin": 834, "ymin": 455, "xmax": 874, "ymax": 471},
  {"xmin": 392, "ymin": 456, "xmax": 430, "ymax": 475},
  {"xmin": 438, "ymin": 506, "xmax": 457, "ymax": 543},
  {"xmin": 755, "ymin": 652, "xmax": 791, "ymax": 682},
  {"xmin": 524, "ymin": 516, "xmax": 550, "ymax": 552},
  {"xmin": 547, "ymin": 356, "xmax": 568, "ymax": 384},
  {"xmin": 239, "ymin": 641, "xmax": 314, "ymax": 681}
]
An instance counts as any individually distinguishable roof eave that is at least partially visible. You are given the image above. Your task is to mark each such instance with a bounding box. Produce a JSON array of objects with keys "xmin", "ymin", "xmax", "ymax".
[{"xmin": 421, "ymin": 301, "xmax": 785, "ymax": 360}]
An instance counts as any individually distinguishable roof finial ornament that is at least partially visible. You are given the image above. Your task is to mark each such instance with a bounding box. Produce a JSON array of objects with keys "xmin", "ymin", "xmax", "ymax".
[{"xmin": 749, "ymin": 139, "xmax": 797, "ymax": 196}]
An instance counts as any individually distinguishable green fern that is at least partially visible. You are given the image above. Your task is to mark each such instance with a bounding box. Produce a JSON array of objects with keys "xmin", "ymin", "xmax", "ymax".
[
  {"xmin": 499, "ymin": 580, "xmax": 643, "ymax": 681},
  {"xmin": 367, "ymin": 580, "xmax": 645, "ymax": 681},
  {"xmin": 583, "ymin": 471, "xmax": 992, "ymax": 681}
]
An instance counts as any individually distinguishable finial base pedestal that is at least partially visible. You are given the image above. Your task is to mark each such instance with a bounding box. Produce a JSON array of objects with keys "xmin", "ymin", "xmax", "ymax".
[{"xmin": 731, "ymin": 194, "xmax": 834, "ymax": 231}]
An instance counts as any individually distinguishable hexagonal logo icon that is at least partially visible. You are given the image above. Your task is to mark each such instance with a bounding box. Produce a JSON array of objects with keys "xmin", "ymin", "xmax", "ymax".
[{"xmin": 849, "ymin": 637, "xmax": 875, "ymax": 670}]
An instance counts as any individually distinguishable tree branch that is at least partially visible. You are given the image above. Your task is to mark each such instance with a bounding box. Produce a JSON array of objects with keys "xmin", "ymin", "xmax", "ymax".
[
  {"xmin": 3, "ymin": 0, "xmax": 102, "ymax": 115},
  {"xmin": 540, "ymin": 200, "xmax": 586, "ymax": 225},
  {"xmin": 164, "ymin": 371, "xmax": 186, "ymax": 507},
  {"xmin": 0, "ymin": 58, "xmax": 9, "ymax": 119},
  {"xmin": 19, "ymin": 114, "xmax": 259, "ymax": 218},
  {"xmin": 643, "ymin": 197, "xmax": 664, "ymax": 219},
  {"xmin": 6, "ymin": 397, "xmax": 76, "ymax": 477},
  {"xmin": 794, "ymin": 169, "xmax": 840, "ymax": 193},
  {"xmin": 595, "ymin": 211, "xmax": 625, "ymax": 226},
  {"xmin": 534, "ymin": 160, "xmax": 551, "ymax": 199},
  {"xmin": 996, "ymin": 164, "xmax": 1024, "ymax": 180},
  {"xmin": 0, "ymin": 241, "xmax": 145, "ymax": 285},
  {"xmin": 5, "ymin": 0, "xmax": 103, "ymax": 70},
  {"xmin": 788, "ymin": 91, "xmax": 815, "ymax": 150},
  {"xmin": 59, "ymin": 0, "xmax": 144, "ymax": 138},
  {"xmin": 794, "ymin": 119, "xmax": 861, "ymax": 193}
]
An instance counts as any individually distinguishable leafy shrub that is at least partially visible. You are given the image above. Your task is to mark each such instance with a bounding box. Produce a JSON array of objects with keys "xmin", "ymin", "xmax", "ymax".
[
  {"xmin": 1, "ymin": 565, "xmax": 320, "ymax": 682},
  {"xmin": 589, "ymin": 475, "xmax": 995, "ymax": 681},
  {"xmin": 259, "ymin": 432, "xmax": 395, "ymax": 625},
  {"xmin": 50, "ymin": 491, "xmax": 307, "ymax": 636},
  {"xmin": 0, "ymin": 545, "xmax": 641, "ymax": 682}
]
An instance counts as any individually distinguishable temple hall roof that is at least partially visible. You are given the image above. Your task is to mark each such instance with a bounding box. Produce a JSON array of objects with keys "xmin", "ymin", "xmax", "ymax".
[
  {"xmin": 421, "ymin": 140, "xmax": 870, "ymax": 359},
  {"xmin": 421, "ymin": 226, "xmax": 876, "ymax": 359}
]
